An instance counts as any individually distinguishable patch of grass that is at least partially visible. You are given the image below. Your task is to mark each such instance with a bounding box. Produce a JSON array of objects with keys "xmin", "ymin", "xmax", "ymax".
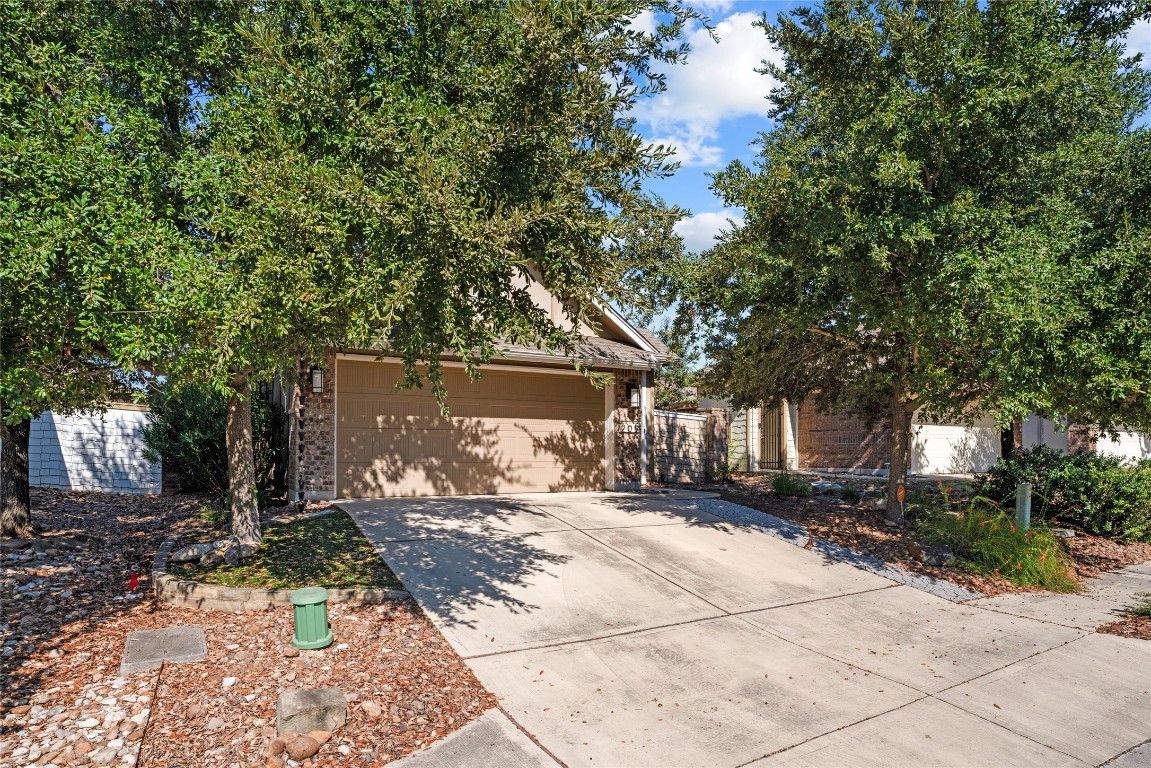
[
  {"xmin": 772, "ymin": 473, "xmax": 814, "ymax": 497},
  {"xmin": 170, "ymin": 511, "xmax": 402, "ymax": 591},
  {"xmin": 1125, "ymin": 593, "xmax": 1151, "ymax": 618},
  {"xmin": 918, "ymin": 502, "xmax": 1079, "ymax": 593}
]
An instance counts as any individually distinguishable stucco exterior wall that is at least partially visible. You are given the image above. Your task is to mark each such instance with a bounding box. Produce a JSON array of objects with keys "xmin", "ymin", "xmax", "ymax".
[{"xmin": 29, "ymin": 407, "xmax": 161, "ymax": 494}]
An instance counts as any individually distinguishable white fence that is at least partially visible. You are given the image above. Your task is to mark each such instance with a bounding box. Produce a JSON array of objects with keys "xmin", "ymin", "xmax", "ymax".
[{"xmin": 29, "ymin": 406, "xmax": 161, "ymax": 494}]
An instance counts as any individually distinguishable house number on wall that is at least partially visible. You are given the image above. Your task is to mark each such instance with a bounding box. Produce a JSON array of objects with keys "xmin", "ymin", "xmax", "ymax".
[{"xmin": 619, "ymin": 422, "xmax": 640, "ymax": 434}]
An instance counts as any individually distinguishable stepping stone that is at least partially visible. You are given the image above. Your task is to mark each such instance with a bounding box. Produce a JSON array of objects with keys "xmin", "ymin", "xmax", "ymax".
[
  {"xmin": 120, "ymin": 625, "xmax": 207, "ymax": 676},
  {"xmin": 277, "ymin": 688, "xmax": 347, "ymax": 734}
]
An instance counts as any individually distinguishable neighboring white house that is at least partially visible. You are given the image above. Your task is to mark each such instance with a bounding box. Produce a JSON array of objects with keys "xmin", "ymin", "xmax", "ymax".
[
  {"xmin": 730, "ymin": 404, "xmax": 1149, "ymax": 476},
  {"xmin": 28, "ymin": 405, "xmax": 161, "ymax": 494}
]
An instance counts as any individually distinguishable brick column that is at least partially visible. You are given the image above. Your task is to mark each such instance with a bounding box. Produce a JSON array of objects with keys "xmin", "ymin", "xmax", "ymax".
[{"xmin": 298, "ymin": 352, "xmax": 336, "ymax": 500}]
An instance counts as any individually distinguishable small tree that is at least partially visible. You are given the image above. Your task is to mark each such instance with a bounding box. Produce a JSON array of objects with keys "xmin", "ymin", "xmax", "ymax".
[{"xmin": 681, "ymin": 0, "xmax": 1150, "ymax": 521}]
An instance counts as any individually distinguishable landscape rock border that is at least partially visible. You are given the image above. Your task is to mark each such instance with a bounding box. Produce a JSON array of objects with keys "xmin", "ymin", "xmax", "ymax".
[{"xmin": 152, "ymin": 532, "xmax": 410, "ymax": 612}]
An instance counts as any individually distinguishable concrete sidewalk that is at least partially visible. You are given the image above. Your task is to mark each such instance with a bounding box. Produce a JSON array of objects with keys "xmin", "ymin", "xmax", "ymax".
[{"xmin": 346, "ymin": 492, "xmax": 1151, "ymax": 768}]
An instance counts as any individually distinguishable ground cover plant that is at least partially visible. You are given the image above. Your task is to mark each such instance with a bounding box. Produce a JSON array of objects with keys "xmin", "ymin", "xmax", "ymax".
[
  {"xmin": 917, "ymin": 502, "xmax": 1078, "ymax": 592},
  {"xmin": 976, "ymin": 446, "xmax": 1151, "ymax": 542},
  {"xmin": 772, "ymin": 473, "xmax": 814, "ymax": 497},
  {"xmin": 170, "ymin": 511, "xmax": 402, "ymax": 591}
]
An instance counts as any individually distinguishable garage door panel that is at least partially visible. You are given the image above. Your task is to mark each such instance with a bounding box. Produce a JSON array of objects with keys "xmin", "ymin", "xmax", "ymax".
[{"xmin": 336, "ymin": 360, "xmax": 604, "ymax": 497}]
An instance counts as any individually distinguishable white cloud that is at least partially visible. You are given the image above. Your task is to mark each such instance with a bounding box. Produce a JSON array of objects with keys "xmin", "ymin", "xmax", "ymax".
[
  {"xmin": 634, "ymin": 12, "xmax": 781, "ymax": 167},
  {"xmin": 1128, "ymin": 19, "xmax": 1151, "ymax": 65},
  {"xmin": 675, "ymin": 208, "xmax": 744, "ymax": 254}
]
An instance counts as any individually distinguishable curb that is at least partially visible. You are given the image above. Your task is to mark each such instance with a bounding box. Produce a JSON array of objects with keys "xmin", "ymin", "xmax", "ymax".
[{"xmin": 151, "ymin": 533, "xmax": 411, "ymax": 612}]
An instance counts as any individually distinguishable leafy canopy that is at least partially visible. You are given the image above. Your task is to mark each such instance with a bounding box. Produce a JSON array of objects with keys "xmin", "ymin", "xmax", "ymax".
[{"xmin": 678, "ymin": 0, "xmax": 1150, "ymax": 437}]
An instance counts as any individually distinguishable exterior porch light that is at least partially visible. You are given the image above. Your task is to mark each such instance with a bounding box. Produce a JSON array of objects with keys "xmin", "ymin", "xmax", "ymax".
[
  {"xmin": 309, "ymin": 365, "xmax": 324, "ymax": 394},
  {"xmin": 628, "ymin": 383, "xmax": 640, "ymax": 408}
]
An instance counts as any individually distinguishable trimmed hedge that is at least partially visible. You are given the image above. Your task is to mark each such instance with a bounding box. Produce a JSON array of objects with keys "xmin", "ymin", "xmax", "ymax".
[{"xmin": 975, "ymin": 446, "xmax": 1151, "ymax": 542}]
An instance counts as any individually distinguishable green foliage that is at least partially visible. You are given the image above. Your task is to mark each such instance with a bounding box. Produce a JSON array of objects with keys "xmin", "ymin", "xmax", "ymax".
[
  {"xmin": 839, "ymin": 486, "xmax": 862, "ymax": 503},
  {"xmin": 976, "ymin": 446, "xmax": 1151, "ymax": 542},
  {"xmin": 918, "ymin": 504, "xmax": 1078, "ymax": 592},
  {"xmin": 660, "ymin": 0, "xmax": 1151, "ymax": 506},
  {"xmin": 197, "ymin": 503, "xmax": 229, "ymax": 530},
  {"xmin": 0, "ymin": 0, "xmax": 183, "ymax": 422},
  {"xmin": 772, "ymin": 473, "xmax": 814, "ymax": 497},
  {"xmin": 654, "ymin": 323, "xmax": 702, "ymax": 409},
  {"xmin": 169, "ymin": 511, "xmax": 403, "ymax": 591},
  {"xmin": 1124, "ymin": 593, "xmax": 1151, "ymax": 619},
  {"xmin": 142, "ymin": 382, "xmax": 286, "ymax": 502}
]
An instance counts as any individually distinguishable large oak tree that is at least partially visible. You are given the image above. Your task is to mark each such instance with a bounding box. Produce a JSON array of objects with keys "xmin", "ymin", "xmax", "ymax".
[
  {"xmin": 3, "ymin": 1, "xmax": 694, "ymax": 543},
  {"xmin": 677, "ymin": 0, "xmax": 1150, "ymax": 520}
]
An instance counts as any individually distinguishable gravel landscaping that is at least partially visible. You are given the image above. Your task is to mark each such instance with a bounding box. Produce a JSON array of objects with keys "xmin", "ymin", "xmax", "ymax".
[{"xmin": 0, "ymin": 490, "xmax": 496, "ymax": 767}]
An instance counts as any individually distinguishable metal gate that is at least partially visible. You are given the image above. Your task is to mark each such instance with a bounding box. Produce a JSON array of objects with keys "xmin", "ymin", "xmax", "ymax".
[{"xmin": 759, "ymin": 405, "xmax": 784, "ymax": 470}]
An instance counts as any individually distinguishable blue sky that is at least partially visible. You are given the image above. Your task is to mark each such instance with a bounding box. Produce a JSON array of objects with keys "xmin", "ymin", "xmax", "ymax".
[{"xmin": 631, "ymin": 2, "xmax": 1151, "ymax": 255}]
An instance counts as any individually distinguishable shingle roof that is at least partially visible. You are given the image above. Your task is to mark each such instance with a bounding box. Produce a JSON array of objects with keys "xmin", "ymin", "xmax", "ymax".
[
  {"xmin": 633, "ymin": 327, "xmax": 672, "ymax": 357},
  {"xmin": 498, "ymin": 336, "xmax": 661, "ymax": 370}
]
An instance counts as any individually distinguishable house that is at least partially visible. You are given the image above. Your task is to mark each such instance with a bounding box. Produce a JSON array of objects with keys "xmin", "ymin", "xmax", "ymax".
[
  {"xmin": 27, "ymin": 404, "xmax": 162, "ymax": 494},
  {"xmin": 285, "ymin": 277, "xmax": 676, "ymax": 499},
  {"xmin": 730, "ymin": 403, "xmax": 1150, "ymax": 476}
]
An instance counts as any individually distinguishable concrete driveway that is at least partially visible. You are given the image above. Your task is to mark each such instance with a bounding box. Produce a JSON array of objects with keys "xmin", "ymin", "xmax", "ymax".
[{"xmin": 341, "ymin": 492, "xmax": 1151, "ymax": 768}]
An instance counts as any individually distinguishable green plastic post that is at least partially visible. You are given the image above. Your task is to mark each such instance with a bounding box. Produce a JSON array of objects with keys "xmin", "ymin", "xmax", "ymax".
[
  {"xmin": 290, "ymin": 586, "xmax": 333, "ymax": 650},
  {"xmin": 1015, "ymin": 483, "xmax": 1032, "ymax": 531}
]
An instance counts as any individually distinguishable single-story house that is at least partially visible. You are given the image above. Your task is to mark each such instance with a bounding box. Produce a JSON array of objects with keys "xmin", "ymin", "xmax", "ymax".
[
  {"xmin": 731, "ymin": 402, "xmax": 1150, "ymax": 476},
  {"xmin": 285, "ymin": 277, "xmax": 676, "ymax": 499}
]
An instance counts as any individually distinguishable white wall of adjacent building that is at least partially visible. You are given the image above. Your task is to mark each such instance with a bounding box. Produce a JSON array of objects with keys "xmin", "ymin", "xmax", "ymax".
[
  {"xmin": 28, "ymin": 406, "xmax": 161, "ymax": 494},
  {"xmin": 909, "ymin": 414, "xmax": 1001, "ymax": 476},
  {"xmin": 1095, "ymin": 428, "xmax": 1151, "ymax": 462}
]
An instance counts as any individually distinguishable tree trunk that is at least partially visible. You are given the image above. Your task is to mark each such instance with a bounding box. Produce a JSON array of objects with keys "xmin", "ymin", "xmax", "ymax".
[
  {"xmin": 1, "ymin": 416, "xmax": 34, "ymax": 538},
  {"xmin": 999, "ymin": 417, "xmax": 1024, "ymax": 460},
  {"xmin": 227, "ymin": 375, "xmax": 262, "ymax": 547},
  {"xmin": 886, "ymin": 387, "xmax": 913, "ymax": 525}
]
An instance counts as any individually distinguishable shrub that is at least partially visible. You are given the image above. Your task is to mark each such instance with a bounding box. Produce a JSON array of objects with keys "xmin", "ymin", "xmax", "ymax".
[
  {"xmin": 772, "ymin": 473, "xmax": 814, "ymax": 497},
  {"xmin": 840, "ymin": 485, "xmax": 862, "ymax": 502},
  {"xmin": 918, "ymin": 503, "xmax": 1078, "ymax": 592},
  {"xmin": 976, "ymin": 446, "xmax": 1151, "ymax": 542},
  {"xmin": 143, "ymin": 382, "xmax": 286, "ymax": 503}
]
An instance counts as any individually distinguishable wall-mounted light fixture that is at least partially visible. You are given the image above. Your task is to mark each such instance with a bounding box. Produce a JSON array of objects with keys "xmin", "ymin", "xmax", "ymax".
[
  {"xmin": 628, "ymin": 383, "xmax": 640, "ymax": 408},
  {"xmin": 310, "ymin": 365, "xmax": 324, "ymax": 395}
]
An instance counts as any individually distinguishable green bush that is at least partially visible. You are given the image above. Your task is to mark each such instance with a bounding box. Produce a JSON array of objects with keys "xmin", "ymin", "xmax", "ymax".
[
  {"xmin": 918, "ymin": 503, "xmax": 1078, "ymax": 592},
  {"xmin": 840, "ymin": 485, "xmax": 862, "ymax": 502},
  {"xmin": 976, "ymin": 446, "xmax": 1151, "ymax": 542},
  {"xmin": 143, "ymin": 382, "xmax": 286, "ymax": 503},
  {"xmin": 772, "ymin": 473, "xmax": 814, "ymax": 497}
]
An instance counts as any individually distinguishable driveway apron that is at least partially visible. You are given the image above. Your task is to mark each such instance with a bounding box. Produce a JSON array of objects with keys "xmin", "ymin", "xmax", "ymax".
[{"xmin": 344, "ymin": 492, "xmax": 1151, "ymax": 768}]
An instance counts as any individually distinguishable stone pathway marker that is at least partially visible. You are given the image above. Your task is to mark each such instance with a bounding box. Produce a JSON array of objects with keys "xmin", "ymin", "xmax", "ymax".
[{"xmin": 120, "ymin": 625, "xmax": 208, "ymax": 676}]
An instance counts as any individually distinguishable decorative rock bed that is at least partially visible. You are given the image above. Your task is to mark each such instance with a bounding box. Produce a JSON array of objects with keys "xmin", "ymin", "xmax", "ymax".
[{"xmin": 151, "ymin": 534, "xmax": 410, "ymax": 613}]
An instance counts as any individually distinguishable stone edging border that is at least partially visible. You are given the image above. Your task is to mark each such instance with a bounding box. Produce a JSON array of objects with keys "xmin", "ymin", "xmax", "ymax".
[{"xmin": 151, "ymin": 532, "xmax": 411, "ymax": 613}]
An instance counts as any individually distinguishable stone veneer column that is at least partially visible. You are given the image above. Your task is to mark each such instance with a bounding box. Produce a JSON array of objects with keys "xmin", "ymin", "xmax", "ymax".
[
  {"xmin": 298, "ymin": 352, "xmax": 336, "ymax": 500},
  {"xmin": 613, "ymin": 371, "xmax": 642, "ymax": 487}
]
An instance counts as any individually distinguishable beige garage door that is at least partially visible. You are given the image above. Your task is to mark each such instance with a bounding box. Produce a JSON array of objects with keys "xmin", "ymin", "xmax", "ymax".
[{"xmin": 337, "ymin": 359, "xmax": 605, "ymax": 497}]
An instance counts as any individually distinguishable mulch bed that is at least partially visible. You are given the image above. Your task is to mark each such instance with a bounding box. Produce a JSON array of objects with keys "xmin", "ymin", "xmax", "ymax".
[
  {"xmin": 706, "ymin": 475, "xmax": 1151, "ymax": 597},
  {"xmin": 1097, "ymin": 615, "xmax": 1151, "ymax": 641},
  {"xmin": 0, "ymin": 489, "xmax": 495, "ymax": 767},
  {"xmin": 138, "ymin": 600, "xmax": 496, "ymax": 767}
]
